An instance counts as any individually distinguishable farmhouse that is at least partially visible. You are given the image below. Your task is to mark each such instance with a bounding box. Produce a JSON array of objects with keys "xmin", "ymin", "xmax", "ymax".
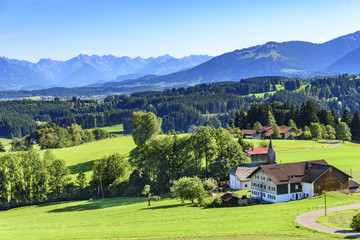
[
  {"xmin": 239, "ymin": 129, "xmax": 260, "ymax": 139},
  {"xmin": 248, "ymin": 160, "xmax": 350, "ymax": 203},
  {"xmin": 229, "ymin": 140, "xmax": 276, "ymax": 190},
  {"xmin": 258, "ymin": 125, "xmax": 296, "ymax": 139},
  {"xmin": 244, "ymin": 147, "xmax": 268, "ymax": 162}
]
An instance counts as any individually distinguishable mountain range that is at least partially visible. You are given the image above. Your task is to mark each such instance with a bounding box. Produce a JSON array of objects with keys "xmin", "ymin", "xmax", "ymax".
[
  {"xmin": 107, "ymin": 31, "xmax": 360, "ymax": 90},
  {"xmin": 2, "ymin": 30, "xmax": 360, "ymax": 91},
  {"xmin": 0, "ymin": 54, "xmax": 213, "ymax": 90}
]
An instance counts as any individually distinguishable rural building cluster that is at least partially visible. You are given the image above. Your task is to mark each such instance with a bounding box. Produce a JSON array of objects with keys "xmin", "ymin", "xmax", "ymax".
[{"xmin": 229, "ymin": 140, "xmax": 352, "ymax": 203}]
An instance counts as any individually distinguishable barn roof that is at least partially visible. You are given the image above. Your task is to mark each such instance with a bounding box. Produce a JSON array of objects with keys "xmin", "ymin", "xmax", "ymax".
[
  {"xmin": 244, "ymin": 147, "xmax": 268, "ymax": 156},
  {"xmin": 247, "ymin": 160, "xmax": 350, "ymax": 185},
  {"xmin": 257, "ymin": 125, "xmax": 296, "ymax": 136},
  {"xmin": 240, "ymin": 129, "xmax": 258, "ymax": 135}
]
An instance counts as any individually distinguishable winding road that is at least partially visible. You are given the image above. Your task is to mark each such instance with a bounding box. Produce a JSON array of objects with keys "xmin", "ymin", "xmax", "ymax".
[{"xmin": 295, "ymin": 202, "xmax": 360, "ymax": 237}]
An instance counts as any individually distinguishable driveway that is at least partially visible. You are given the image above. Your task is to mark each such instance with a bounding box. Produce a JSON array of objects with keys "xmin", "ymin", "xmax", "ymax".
[{"xmin": 295, "ymin": 202, "xmax": 360, "ymax": 237}]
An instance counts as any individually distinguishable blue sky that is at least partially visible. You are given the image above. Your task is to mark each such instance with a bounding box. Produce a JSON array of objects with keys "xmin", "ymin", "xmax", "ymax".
[{"xmin": 0, "ymin": 0, "xmax": 360, "ymax": 61}]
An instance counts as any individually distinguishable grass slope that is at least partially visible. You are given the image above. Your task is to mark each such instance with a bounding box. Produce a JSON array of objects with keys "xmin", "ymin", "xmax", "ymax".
[
  {"xmin": 47, "ymin": 136, "xmax": 135, "ymax": 178},
  {"xmin": 0, "ymin": 137, "xmax": 12, "ymax": 152},
  {"xmin": 316, "ymin": 208, "xmax": 360, "ymax": 231},
  {"xmin": 0, "ymin": 192, "xmax": 358, "ymax": 240}
]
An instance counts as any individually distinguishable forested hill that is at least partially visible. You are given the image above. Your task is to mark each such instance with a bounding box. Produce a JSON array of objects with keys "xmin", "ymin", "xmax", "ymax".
[{"xmin": 1, "ymin": 74, "xmax": 360, "ymax": 139}]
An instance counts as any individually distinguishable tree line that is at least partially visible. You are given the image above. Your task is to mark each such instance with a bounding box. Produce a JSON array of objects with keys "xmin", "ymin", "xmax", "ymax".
[
  {"xmin": 2, "ymin": 74, "xmax": 360, "ymax": 138},
  {"xmin": 231, "ymin": 100, "xmax": 360, "ymax": 140}
]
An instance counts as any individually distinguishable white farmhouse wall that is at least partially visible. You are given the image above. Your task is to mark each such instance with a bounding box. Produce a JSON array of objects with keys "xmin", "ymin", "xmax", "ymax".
[
  {"xmin": 241, "ymin": 180, "xmax": 250, "ymax": 189},
  {"xmin": 230, "ymin": 175, "xmax": 250, "ymax": 190},
  {"xmin": 302, "ymin": 182, "xmax": 314, "ymax": 198}
]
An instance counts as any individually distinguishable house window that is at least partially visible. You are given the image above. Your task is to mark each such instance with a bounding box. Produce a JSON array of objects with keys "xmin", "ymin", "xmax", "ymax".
[
  {"xmin": 245, "ymin": 184, "xmax": 248, "ymax": 188},
  {"xmin": 340, "ymin": 183, "xmax": 343, "ymax": 187},
  {"xmin": 295, "ymin": 185, "xmax": 299, "ymax": 190},
  {"xmin": 318, "ymin": 186, "xmax": 320, "ymax": 190}
]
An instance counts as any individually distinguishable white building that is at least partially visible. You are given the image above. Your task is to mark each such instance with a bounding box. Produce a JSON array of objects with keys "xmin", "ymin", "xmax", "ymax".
[{"xmin": 248, "ymin": 160, "xmax": 350, "ymax": 203}]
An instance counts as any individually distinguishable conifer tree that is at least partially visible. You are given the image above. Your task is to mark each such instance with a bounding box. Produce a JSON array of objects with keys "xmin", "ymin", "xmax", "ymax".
[
  {"xmin": 341, "ymin": 107, "xmax": 353, "ymax": 127},
  {"xmin": 350, "ymin": 110, "xmax": 360, "ymax": 140}
]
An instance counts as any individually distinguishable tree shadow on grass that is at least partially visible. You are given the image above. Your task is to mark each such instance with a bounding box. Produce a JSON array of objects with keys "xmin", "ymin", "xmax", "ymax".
[
  {"xmin": 68, "ymin": 160, "xmax": 95, "ymax": 175},
  {"xmin": 47, "ymin": 197, "xmax": 146, "ymax": 213},
  {"xmin": 140, "ymin": 203, "xmax": 190, "ymax": 210}
]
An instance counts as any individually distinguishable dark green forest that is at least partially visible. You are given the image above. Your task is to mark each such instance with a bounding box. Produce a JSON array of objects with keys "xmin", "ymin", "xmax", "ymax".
[{"xmin": 1, "ymin": 74, "xmax": 360, "ymax": 139}]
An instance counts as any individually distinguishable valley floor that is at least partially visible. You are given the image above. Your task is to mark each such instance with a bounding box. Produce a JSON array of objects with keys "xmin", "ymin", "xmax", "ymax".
[{"xmin": 0, "ymin": 192, "xmax": 358, "ymax": 240}]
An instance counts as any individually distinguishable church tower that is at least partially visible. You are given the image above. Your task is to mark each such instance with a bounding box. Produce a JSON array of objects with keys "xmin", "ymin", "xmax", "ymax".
[{"xmin": 267, "ymin": 139, "xmax": 276, "ymax": 164}]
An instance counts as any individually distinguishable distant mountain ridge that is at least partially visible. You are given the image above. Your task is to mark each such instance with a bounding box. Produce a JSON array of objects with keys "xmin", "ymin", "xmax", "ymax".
[
  {"xmin": 2, "ymin": 30, "xmax": 360, "ymax": 91},
  {"xmin": 0, "ymin": 54, "xmax": 213, "ymax": 90},
  {"xmin": 107, "ymin": 31, "xmax": 360, "ymax": 89}
]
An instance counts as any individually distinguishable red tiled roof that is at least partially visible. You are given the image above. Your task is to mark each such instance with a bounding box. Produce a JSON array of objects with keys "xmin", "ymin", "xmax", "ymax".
[
  {"xmin": 239, "ymin": 129, "xmax": 257, "ymax": 135},
  {"xmin": 260, "ymin": 126, "xmax": 295, "ymax": 136},
  {"xmin": 258, "ymin": 126, "xmax": 273, "ymax": 133},
  {"xmin": 244, "ymin": 147, "xmax": 268, "ymax": 155}
]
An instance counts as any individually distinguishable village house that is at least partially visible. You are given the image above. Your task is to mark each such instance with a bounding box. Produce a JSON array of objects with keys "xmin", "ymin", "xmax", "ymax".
[
  {"xmin": 258, "ymin": 126, "xmax": 297, "ymax": 139},
  {"xmin": 248, "ymin": 160, "xmax": 350, "ymax": 203},
  {"xmin": 229, "ymin": 140, "xmax": 276, "ymax": 190},
  {"xmin": 244, "ymin": 147, "xmax": 269, "ymax": 162},
  {"xmin": 239, "ymin": 129, "xmax": 260, "ymax": 139}
]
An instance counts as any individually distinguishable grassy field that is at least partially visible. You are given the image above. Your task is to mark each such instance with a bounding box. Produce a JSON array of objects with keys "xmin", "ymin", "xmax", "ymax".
[
  {"xmin": 0, "ymin": 192, "xmax": 358, "ymax": 240},
  {"xmin": 46, "ymin": 136, "xmax": 136, "ymax": 178},
  {"xmin": 91, "ymin": 124, "xmax": 124, "ymax": 134},
  {"xmin": 316, "ymin": 208, "xmax": 360, "ymax": 231},
  {"xmin": 0, "ymin": 137, "xmax": 13, "ymax": 152},
  {"xmin": 277, "ymin": 141, "xmax": 360, "ymax": 182},
  {"xmin": 246, "ymin": 139, "xmax": 333, "ymax": 151}
]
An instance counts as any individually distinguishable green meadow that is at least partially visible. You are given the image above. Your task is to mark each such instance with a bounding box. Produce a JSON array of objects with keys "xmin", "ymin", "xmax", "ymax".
[
  {"xmin": 0, "ymin": 137, "xmax": 13, "ymax": 152},
  {"xmin": 248, "ymin": 139, "xmax": 333, "ymax": 151},
  {"xmin": 90, "ymin": 124, "xmax": 124, "ymax": 134},
  {"xmin": 0, "ymin": 192, "xmax": 358, "ymax": 240},
  {"xmin": 48, "ymin": 136, "xmax": 136, "ymax": 178},
  {"xmin": 316, "ymin": 208, "xmax": 360, "ymax": 231}
]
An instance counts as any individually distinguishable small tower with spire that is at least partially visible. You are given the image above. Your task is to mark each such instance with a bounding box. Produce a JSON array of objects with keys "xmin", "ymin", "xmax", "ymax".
[{"xmin": 267, "ymin": 138, "xmax": 276, "ymax": 164}]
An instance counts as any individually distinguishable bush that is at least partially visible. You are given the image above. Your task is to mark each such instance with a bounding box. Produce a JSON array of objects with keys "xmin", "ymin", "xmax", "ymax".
[
  {"xmin": 207, "ymin": 197, "xmax": 222, "ymax": 208},
  {"xmin": 351, "ymin": 212, "xmax": 360, "ymax": 231}
]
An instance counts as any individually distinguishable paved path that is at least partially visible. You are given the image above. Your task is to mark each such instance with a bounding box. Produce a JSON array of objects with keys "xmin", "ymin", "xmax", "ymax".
[{"xmin": 295, "ymin": 202, "xmax": 360, "ymax": 237}]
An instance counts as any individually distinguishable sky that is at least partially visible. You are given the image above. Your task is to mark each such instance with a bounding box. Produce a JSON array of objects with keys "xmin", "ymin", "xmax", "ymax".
[{"xmin": 0, "ymin": 0, "xmax": 360, "ymax": 62}]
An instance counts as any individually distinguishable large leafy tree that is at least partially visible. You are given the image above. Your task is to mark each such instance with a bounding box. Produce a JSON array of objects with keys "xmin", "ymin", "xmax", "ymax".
[
  {"xmin": 132, "ymin": 112, "xmax": 162, "ymax": 147},
  {"xmin": 210, "ymin": 128, "xmax": 249, "ymax": 180},
  {"xmin": 190, "ymin": 126, "xmax": 217, "ymax": 178},
  {"xmin": 310, "ymin": 122, "xmax": 323, "ymax": 139},
  {"xmin": 336, "ymin": 122, "xmax": 352, "ymax": 141},
  {"xmin": 170, "ymin": 177, "xmax": 207, "ymax": 204}
]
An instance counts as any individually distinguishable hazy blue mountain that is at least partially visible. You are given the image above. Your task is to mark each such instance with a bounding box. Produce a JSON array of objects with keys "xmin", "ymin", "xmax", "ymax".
[
  {"xmin": 1, "ymin": 54, "xmax": 212, "ymax": 89},
  {"xmin": 0, "ymin": 57, "xmax": 47, "ymax": 90},
  {"xmin": 324, "ymin": 47, "xmax": 360, "ymax": 73},
  {"xmin": 109, "ymin": 31, "xmax": 360, "ymax": 89}
]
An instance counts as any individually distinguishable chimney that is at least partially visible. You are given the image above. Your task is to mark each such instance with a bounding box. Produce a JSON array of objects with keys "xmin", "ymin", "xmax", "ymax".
[{"xmin": 287, "ymin": 175, "xmax": 291, "ymax": 182}]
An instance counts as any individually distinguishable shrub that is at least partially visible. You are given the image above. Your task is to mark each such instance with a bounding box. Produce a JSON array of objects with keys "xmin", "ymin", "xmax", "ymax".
[
  {"xmin": 207, "ymin": 197, "xmax": 222, "ymax": 208},
  {"xmin": 351, "ymin": 213, "xmax": 360, "ymax": 231}
]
